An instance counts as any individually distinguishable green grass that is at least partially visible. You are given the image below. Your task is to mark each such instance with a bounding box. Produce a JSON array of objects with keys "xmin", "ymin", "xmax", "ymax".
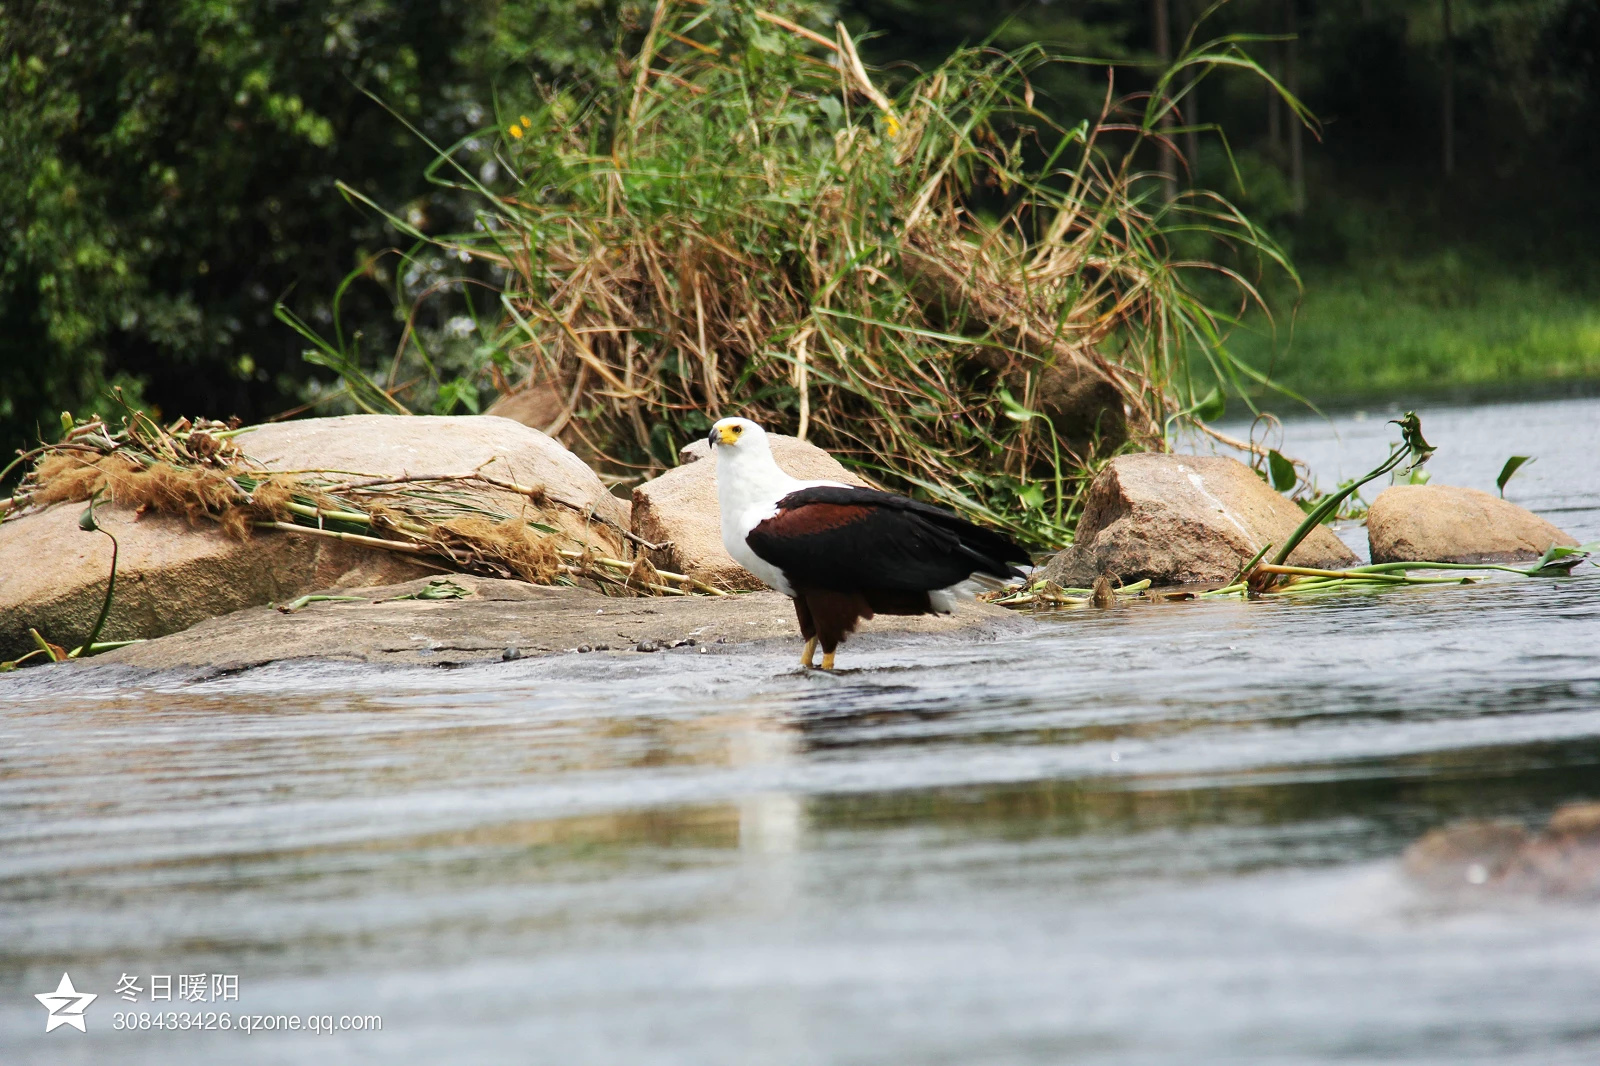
[{"xmin": 1231, "ymin": 257, "xmax": 1600, "ymax": 401}]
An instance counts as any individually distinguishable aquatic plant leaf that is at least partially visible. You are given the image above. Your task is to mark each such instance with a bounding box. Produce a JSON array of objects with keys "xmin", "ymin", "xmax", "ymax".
[
  {"xmin": 1496, "ymin": 455, "xmax": 1534, "ymax": 497},
  {"xmin": 1527, "ymin": 542, "xmax": 1593, "ymax": 576},
  {"xmin": 1193, "ymin": 386, "xmax": 1226, "ymax": 423},
  {"xmin": 1391, "ymin": 411, "xmax": 1435, "ymax": 466},
  {"xmin": 1267, "ymin": 450, "xmax": 1295, "ymax": 492},
  {"xmin": 392, "ymin": 576, "xmax": 473, "ymax": 601}
]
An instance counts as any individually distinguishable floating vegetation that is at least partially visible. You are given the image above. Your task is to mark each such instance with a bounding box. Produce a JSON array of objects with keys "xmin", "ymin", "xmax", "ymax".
[
  {"xmin": 987, "ymin": 577, "xmax": 1151, "ymax": 609},
  {"xmin": 273, "ymin": 575, "xmax": 475, "ymax": 614}
]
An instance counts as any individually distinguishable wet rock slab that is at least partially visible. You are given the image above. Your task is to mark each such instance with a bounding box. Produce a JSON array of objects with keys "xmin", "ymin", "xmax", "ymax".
[{"xmin": 41, "ymin": 575, "xmax": 1028, "ymax": 678}]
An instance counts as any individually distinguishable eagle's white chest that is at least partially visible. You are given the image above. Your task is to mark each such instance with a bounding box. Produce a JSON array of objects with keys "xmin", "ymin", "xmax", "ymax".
[{"xmin": 721, "ymin": 501, "xmax": 794, "ymax": 596}]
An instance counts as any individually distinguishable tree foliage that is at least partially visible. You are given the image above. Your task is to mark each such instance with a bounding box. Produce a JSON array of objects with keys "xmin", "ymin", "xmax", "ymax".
[{"xmin": 0, "ymin": 0, "xmax": 631, "ymax": 460}]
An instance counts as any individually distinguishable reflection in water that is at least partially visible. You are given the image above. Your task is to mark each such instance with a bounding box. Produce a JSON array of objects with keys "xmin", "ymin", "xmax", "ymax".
[{"xmin": 2, "ymin": 396, "xmax": 1600, "ymax": 1064}]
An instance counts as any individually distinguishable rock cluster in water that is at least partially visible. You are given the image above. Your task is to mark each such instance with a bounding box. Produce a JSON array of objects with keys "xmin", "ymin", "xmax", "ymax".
[
  {"xmin": 0, "ymin": 415, "xmax": 626, "ymax": 660},
  {"xmin": 2, "ymin": 412, "xmax": 1584, "ymax": 665}
]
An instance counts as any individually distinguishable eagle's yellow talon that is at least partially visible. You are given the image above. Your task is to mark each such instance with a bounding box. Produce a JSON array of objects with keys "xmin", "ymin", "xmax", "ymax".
[
  {"xmin": 820, "ymin": 651, "xmax": 835, "ymax": 671},
  {"xmin": 800, "ymin": 637, "xmax": 817, "ymax": 668}
]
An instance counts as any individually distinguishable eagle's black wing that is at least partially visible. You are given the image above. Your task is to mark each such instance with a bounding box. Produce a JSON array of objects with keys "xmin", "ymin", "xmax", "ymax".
[{"xmin": 744, "ymin": 485, "xmax": 1030, "ymax": 593}]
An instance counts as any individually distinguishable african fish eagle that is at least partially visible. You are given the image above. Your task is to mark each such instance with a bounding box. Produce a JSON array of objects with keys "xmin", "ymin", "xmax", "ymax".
[{"xmin": 709, "ymin": 417, "xmax": 1030, "ymax": 670}]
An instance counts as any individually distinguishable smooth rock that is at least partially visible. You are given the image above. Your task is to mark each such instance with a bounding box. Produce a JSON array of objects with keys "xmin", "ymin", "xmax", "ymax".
[
  {"xmin": 21, "ymin": 576, "xmax": 1029, "ymax": 677},
  {"xmin": 484, "ymin": 377, "xmax": 567, "ymax": 436},
  {"xmin": 0, "ymin": 502, "xmax": 429, "ymax": 660},
  {"xmin": 630, "ymin": 433, "xmax": 868, "ymax": 590},
  {"xmin": 0, "ymin": 414, "xmax": 628, "ymax": 660},
  {"xmin": 1367, "ymin": 484, "xmax": 1576, "ymax": 564},
  {"xmin": 1039, "ymin": 453, "xmax": 1358, "ymax": 587},
  {"xmin": 238, "ymin": 413, "xmax": 630, "ymax": 551}
]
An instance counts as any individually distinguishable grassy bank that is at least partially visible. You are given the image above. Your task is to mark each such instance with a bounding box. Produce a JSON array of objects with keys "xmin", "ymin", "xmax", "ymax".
[{"xmin": 1230, "ymin": 258, "xmax": 1600, "ymax": 403}]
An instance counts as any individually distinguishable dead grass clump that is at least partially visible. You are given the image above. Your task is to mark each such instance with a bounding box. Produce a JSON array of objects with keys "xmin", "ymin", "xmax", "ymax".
[
  {"xmin": 111, "ymin": 463, "xmax": 245, "ymax": 527},
  {"xmin": 438, "ymin": 516, "xmax": 563, "ymax": 585},
  {"xmin": 27, "ymin": 450, "xmax": 303, "ymax": 540},
  {"xmin": 27, "ymin": 454, "xmax": 129, "ymax": 506}
]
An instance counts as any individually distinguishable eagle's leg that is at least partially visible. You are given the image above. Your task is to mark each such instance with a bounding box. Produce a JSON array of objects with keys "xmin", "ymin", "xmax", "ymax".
[
  {"xmin": 802, "ymin": 589, "xmax": 872, "ymax": 672},
  {"xmin": 792, "ymin": 596, "xmax": 818, "ymax": 668}
]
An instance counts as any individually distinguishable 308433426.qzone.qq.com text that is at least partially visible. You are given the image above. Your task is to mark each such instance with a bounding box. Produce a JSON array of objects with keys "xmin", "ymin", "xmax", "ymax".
[{"xmin": 111, "ymin": 1011, "xmax": 382, "ymax": 1035}]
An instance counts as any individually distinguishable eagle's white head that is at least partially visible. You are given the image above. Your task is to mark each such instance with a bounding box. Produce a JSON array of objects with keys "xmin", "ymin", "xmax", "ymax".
[
  {"xmin": 707, "ymin": 416, "xmax": 768, "ymax": 454},
  {"xmin": 707, "ymin": 416, "xmax": 784, "ymax": 503},
  {"xmin": 707, "ymin": 417, "xmax": 800, "ymax": 591}
]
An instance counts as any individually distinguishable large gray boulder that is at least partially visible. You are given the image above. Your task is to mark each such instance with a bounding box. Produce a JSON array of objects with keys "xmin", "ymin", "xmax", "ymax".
[
  {"xmin": 1040, "ymin": 453, "xmax": 1358, "ymax": 587},
  {"xmin": 0, "ymin": 501, "xmax": 431, "ymax": 660},
  {"xmin": 631, "ymin": 433, "xmax": 868, "ymax": 590},
  {"xmin": 1367, "ymin": 484, "xmax": 1576, "ymax": 564},
  {"xmin": 0, "ymin": 414, "xmax": 627, "ymax": 660},
  {"xmin": 238, "ymin": 414, "xmax": 630, "ymax": 550}
]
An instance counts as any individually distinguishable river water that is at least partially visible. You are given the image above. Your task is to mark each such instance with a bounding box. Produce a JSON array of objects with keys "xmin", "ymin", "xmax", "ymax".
[{"xmin": 3, "ymin": 397, "xmax": 1598, "ymax": 1064}]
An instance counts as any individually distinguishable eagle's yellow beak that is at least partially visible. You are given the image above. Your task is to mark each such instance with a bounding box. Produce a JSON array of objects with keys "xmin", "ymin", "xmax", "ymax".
[{"xmin": 711, "ymin": 423, "xmax": 742, "ymax": 446}]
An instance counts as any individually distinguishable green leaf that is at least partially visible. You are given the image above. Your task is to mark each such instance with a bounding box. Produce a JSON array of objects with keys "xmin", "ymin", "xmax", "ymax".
[
  {"xmin": 1267, "ymin": 449, "xmax": 1296, "ymax": 492},
  {"xmin": 1408, "ymin": 467, "xmax": 1431, "ymax": 485},
  {"xmin": 1496, "ymin": 455, "xmax": 1534, "ymax": 497},
  {"xmin": 996, "ymin": 387, "xmax": 1038, "ymax": 423},
  {"xmin": 435, "ymin": 378, "xmax": 480, "ymax": 415},
  {"xmin": 1527, "ymin": 541, "xmax": 1594, "ymax": 576},
  {"xmin": 1192, "ymin": 386, "xmax": 1225, "ymax": 423},
  {"xmin": 1391, "ymin": 411, "xmax": 1436, "ymax": 466},
  {"xmin": 1018, "ymin": 483, "xmax": 1046, "ymax": 510}
]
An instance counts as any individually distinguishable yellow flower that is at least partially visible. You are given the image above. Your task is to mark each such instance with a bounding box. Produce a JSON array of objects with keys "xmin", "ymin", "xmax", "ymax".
[
  {"xmin": 520, "ymin": 115, "xmax": 532, "ymax": 126},
  {"xmin": 508, "ymin": 123, "xmax": 523, "ymax": 139},
  {"xmin": 884, "ymin": 113, "xmax": 900, "ymax": 139}
]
